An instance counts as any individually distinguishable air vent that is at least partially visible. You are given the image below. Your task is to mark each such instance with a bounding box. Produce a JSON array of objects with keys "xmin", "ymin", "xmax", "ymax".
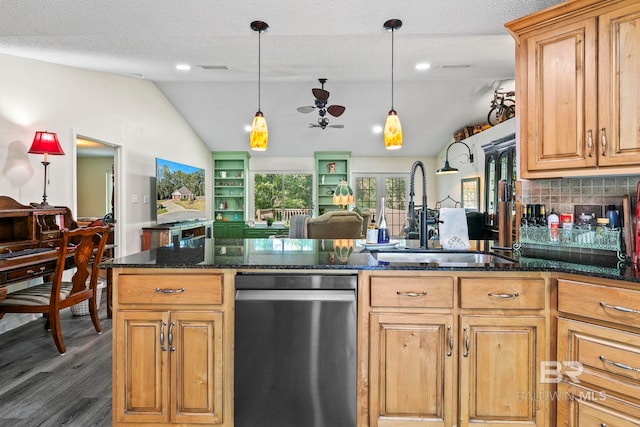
[{"xmin": 198, "ymin": 65, "xmax": 230, "ymax": 70}]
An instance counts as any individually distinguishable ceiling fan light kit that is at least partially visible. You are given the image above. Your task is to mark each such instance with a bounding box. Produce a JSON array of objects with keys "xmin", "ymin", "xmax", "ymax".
[
  {"xmin": 249, "ymin": 20, "xmax": 269, "ymax": 151},
  {"xmin": 383, "ymin": 18, "xmax": 403, "ymax": 150},
  {"xmin": 298, "ymin": 78, "xmax": 346, "ymax": 130}
]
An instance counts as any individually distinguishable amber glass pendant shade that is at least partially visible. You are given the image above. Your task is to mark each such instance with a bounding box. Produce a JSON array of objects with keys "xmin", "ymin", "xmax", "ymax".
[
  {"xmin": 249, "ymin": 20, "xmax": 269, "ymax": 151},
  {"xmin": 249, "ymin": 111, "xmax": 268, "ymax": 151},
  {"xmin": 384, "ymin": 110, "xmax": 402, "ymax": 150}
]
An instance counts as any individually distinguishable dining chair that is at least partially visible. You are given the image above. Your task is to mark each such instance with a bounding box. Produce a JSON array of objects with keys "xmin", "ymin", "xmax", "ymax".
[{"xmin": 0, "ymin": 225, "xmax": 112, "ymax": 354}]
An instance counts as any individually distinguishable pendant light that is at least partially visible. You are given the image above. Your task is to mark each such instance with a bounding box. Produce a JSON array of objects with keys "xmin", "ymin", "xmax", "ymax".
[
  {"xmin": 383, "ymin": 19, "xmax": 402, "ymax": 150},
  {"xmin": 250, "ymin": 20, "xmax": 269, "ymax": 151}
]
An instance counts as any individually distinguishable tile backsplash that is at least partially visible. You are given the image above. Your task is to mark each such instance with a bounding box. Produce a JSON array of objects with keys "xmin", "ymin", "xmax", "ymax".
[{"xmin": 521, "ymin": 175, "xmax": 640, "ymax": 217}]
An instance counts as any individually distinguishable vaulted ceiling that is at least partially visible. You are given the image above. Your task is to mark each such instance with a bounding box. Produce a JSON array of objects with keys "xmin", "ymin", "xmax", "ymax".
[{"xmin": 0, "ymin": 0, "xmax": 563, "ymax": 158}]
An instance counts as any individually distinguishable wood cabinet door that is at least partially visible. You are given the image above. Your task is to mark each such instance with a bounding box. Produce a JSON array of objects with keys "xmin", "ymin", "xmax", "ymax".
[
  {"xmin": 114, "ymin": 310, "xmax": 170, "ymax": 424},
  {"xmin": 170, "ymin": 311, "xmax": 224, "ymax": 425},
  {"xmin": 459, "ymin": 315, "xmax": 546, "ymax": 427},
  {"xmin": 597, "ymin": 1, "xmax": 640, "ymax": 167},
  {"xmin": 523, "ymin": 18, "xmax": 598, "ymax": 174},
  {"xmin": 369, "ymin": 313, "xmax": 454, "ymax": 427}
]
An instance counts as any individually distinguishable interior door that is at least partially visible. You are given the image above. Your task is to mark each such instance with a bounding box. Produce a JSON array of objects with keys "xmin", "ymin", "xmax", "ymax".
[
  {"xmin": 74, "ymin": 135, "xmax": 120, "ymax": 255},
  {"xmin": 353, "ymin": 173, "xmax": 408, "ymax": 238}
]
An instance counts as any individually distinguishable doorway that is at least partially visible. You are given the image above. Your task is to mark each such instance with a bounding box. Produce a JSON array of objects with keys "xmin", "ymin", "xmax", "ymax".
[
  {"xmin": 73, "ymin": 134, "xmax": 122, "ymax": 257},
  {"xmin": 352, "ymin": 173, "xmax": 408, "ymax": 238}
]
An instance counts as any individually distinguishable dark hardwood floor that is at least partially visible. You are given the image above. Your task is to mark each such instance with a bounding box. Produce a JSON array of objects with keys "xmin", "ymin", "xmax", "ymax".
[{"xmin": 0, "ymin": 293, "xmax": 112, "ymax": 427}]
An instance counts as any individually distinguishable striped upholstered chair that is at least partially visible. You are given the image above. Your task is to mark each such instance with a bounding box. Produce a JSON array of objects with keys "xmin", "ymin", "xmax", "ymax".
[{"xmin": 0, "ymin": 225, "xmax": 111, "ymax": 354}]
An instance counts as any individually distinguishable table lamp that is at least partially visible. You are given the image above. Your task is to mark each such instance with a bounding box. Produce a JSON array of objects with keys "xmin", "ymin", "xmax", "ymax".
[
  {"xmin": 333, "ymin": 180, "xmax": 354, "ymax": 209},
  {"xmin": 28, "ymin": 131, "xmax": 65, "ymax": 207}
]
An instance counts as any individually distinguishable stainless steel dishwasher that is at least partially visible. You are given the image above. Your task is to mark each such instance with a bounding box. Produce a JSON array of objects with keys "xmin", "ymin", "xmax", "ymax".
[{"xmin": 235, "ymin": 273, "xmax": 357, "ymax": 427}]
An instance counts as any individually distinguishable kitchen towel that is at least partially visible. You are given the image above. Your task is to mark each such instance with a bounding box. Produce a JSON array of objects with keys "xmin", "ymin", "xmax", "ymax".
[{"xmin": 438, "ymin": 208, "xmax": 471, "ymax": 250}]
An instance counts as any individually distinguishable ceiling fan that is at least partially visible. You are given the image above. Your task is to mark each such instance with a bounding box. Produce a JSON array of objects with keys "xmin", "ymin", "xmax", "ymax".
[{"xmin": 297, "ymin": 78, "xmax": 345, "ymax": 129}]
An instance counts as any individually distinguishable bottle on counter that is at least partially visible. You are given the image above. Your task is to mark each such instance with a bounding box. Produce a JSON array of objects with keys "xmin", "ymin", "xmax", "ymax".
[
  {"xmin": 538, "ymin": 204, "xmax": 547, "ymax": 227},
  {"xmin": 596, "ymin": 217, "xmax": 609, "ymax": 243},
  {"xmin": 521, "ymin": 208, "xmax": 528, "ymax": 227},
  {"xmin": 366, "ymin": 213, "xmax": 378, "ymax": 243},
  {"xmin": 605, "ymin": 205, "xmax": 620, "ymax": 229},
  {"xmin": 548, "ymin": 208, "xmax": 560, "ymax": 242},
  {"xmin": 377, "ymin": 198, "xmax": 390, "ymax": 244}
]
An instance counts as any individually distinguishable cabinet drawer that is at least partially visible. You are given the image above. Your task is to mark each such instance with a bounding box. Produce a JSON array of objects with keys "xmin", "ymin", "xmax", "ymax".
[
  {"xmin": 558, "ymin": 382, "xmax": 640, "ymax": 426},
  {"xmin": 370, "ymin": 276, "xmax": 453, "ymax": 308},
  {"xmin": 558, "ymin": 318, "xmax": 640, "ymax": 401},
  {"xmin": 6, "ymin": 261, "xmax": 57, "ymax": 282},
  {"xmin": 118, "ymin": 274, "xmax": 223, "ymax": 305},
  {"xmin": 558, "ymin": 279, "xmax": 640, "ymax": 325},
  {"xmin": 460, "ymin": 277, "xmax": 545, "ymax": 309}
]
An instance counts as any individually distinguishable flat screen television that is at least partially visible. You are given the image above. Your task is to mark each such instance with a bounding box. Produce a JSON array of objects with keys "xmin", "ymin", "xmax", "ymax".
[{"xmin": 155, "ymin": 158, "xmax": 206, "ymax": 225}]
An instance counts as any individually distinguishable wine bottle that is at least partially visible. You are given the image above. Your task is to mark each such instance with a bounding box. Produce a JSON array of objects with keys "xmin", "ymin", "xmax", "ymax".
[{"xmin": 377, "ymin": 198, "xmax": 390, "ymax": 243}]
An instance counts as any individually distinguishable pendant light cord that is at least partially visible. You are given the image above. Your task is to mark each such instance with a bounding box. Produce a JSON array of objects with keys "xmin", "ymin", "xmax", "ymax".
[
  {"xmin": 258, "ymin": 30, "xmax": 261, "ymax": 111},
  {"xmin": 391, "ymin": 27, "xmax": 394, "ymax": 110}
]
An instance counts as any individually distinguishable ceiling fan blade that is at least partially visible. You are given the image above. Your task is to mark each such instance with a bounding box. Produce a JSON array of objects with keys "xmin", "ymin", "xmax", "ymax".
[
  {"xmin": 297, "ymin": 106, "xmax": 315, "ymax": 114},
  {"xmin": 312, "ymin": 88, "xmax": 329, "ymax": 101},
  {"xmin": 327, "ymin": 105, "xmax": 346, "ymax": 117},
  {"xmin": 309, "ymin": 124, "xmax": 321, "ymax": 128},
  {"xmin": 329, "ymin": 124, "xmax": 344, "ymax": 128}
]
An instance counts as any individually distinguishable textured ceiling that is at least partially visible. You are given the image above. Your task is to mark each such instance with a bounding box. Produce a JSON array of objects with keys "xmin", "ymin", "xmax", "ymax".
[{"xmin": 0, "ymin": 0, "xmax": 564, "ymax": 158}]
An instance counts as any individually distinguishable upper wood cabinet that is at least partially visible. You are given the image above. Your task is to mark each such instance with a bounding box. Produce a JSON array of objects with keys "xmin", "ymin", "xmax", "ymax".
[{"xmin": 507, "ymin": 0, "xmax": 640, "ymax": 178}]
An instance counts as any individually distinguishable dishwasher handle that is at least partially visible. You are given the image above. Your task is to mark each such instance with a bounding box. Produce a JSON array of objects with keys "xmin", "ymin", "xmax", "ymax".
[{"xmin": 236, "ymin": 289, "xmax": 355, "ymax": 302}]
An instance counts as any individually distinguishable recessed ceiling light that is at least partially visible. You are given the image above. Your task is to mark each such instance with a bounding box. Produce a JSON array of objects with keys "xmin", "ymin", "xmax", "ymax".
[
  {"xmin": 199, "ymin": 65, "xmax": 230, "ymax": 70},
  {"xmin": 415, "ymin": 63, "xmax": 431, "ymax": 71},
  {"xmin": 244, "ymin": 125, "xmax": 252, "ymax": 132},
  {"xmin": 176, "ymin": 64, "xmax": 191, "ymax": 71},
  {"xmin": 436, "ymin": 64, "xmax": 471, "ymax": 69},
  {"xmin": 372, "ymin": 125, "xmax": 383, "ymax": 134}
]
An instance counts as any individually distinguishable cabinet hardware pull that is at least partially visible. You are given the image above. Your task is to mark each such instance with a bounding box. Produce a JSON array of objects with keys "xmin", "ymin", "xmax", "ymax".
[
  {"xmin": 463, "ymin": 327, "xmax": 470, "ymax": 357},
  {"xmin": 587, "ymin": 129, "xmax": 593, "ymax": 157},
  {"xmin": 488, "ymin": 291, "xmax": 519, "ymax": 299},
  {"xmin": 155, "ymin": 287, "xmax": 185, "ymax": 294},
  {"xmin": 160, "ymin": 321, "xmax": 167, "ymax": 351},
  {"xmin": 599, "ymin": 301, "xmax": 640, "ymax": 315},
  {"xmin": 26, "ymin": 266, "xmax": 46, "ymax": 275},
  {"xmin": 601, "ymin": 128, "xmax": 607, "ymax": 156},
  {"xmin": 168, "ymin": 322, "xmax": 176, "ymax": 352},
  {"xmin": 396, "ymin": 291, "xmax": 427, "ymax": 297},
  {"xmin": 599, "ymin": 355, "xmax": 640, "ymax": 372},
  {"xmin": 447, "ymin": 326, "xmax": 453, "ymax": 357}
]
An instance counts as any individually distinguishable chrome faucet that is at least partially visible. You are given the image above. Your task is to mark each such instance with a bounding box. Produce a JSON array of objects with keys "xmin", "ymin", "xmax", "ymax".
[{"xmin": 404, "ymin": 160, "xmax": 429, "ymax": 248}]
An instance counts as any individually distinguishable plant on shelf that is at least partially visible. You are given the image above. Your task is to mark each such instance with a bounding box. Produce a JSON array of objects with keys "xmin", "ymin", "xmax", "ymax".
[{"xmin": 266, "ymin": 217, "xmax": 274, "ymax": 227}]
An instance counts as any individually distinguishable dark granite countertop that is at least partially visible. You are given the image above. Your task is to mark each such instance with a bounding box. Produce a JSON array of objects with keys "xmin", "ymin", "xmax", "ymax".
[{"xmin": 102, "ymin": 238, "xmax": 640, "ymax": 283}]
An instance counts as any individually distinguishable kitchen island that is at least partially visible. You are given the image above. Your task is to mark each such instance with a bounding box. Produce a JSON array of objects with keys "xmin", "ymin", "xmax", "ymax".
[{"xmin": 106, "ymin": 238, "xmax": 640, "ymax": 426}]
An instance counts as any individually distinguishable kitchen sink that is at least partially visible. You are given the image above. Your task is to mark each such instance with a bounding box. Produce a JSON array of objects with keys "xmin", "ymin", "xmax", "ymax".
[{"xmin": 372, "ymin": 250, "xmax": 514, "ymax": 267}]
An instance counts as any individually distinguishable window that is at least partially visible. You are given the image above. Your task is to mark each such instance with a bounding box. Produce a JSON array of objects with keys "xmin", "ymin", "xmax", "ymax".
[
  {"xmin": 354, "ymin": 174, "xmax": 408, "ymax": 237},
  {"xmin": 253, "ymin": 173, "xmax": 313, "ymax": 222}
]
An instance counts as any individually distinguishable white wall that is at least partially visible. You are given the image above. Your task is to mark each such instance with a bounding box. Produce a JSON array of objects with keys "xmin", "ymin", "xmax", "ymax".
[
  {"xmin": 435, "ymin": 119, "xmax": 515, "ymax": 210},
  {"xmin": 0, "ymin": 53, "xmax": 212, "ymax": 256}
]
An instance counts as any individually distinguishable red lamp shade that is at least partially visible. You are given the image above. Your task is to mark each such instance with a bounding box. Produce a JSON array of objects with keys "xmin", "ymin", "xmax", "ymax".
[{"xmin": 29, "ymin": 131, "xmax": 65, "ymax": 159}]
